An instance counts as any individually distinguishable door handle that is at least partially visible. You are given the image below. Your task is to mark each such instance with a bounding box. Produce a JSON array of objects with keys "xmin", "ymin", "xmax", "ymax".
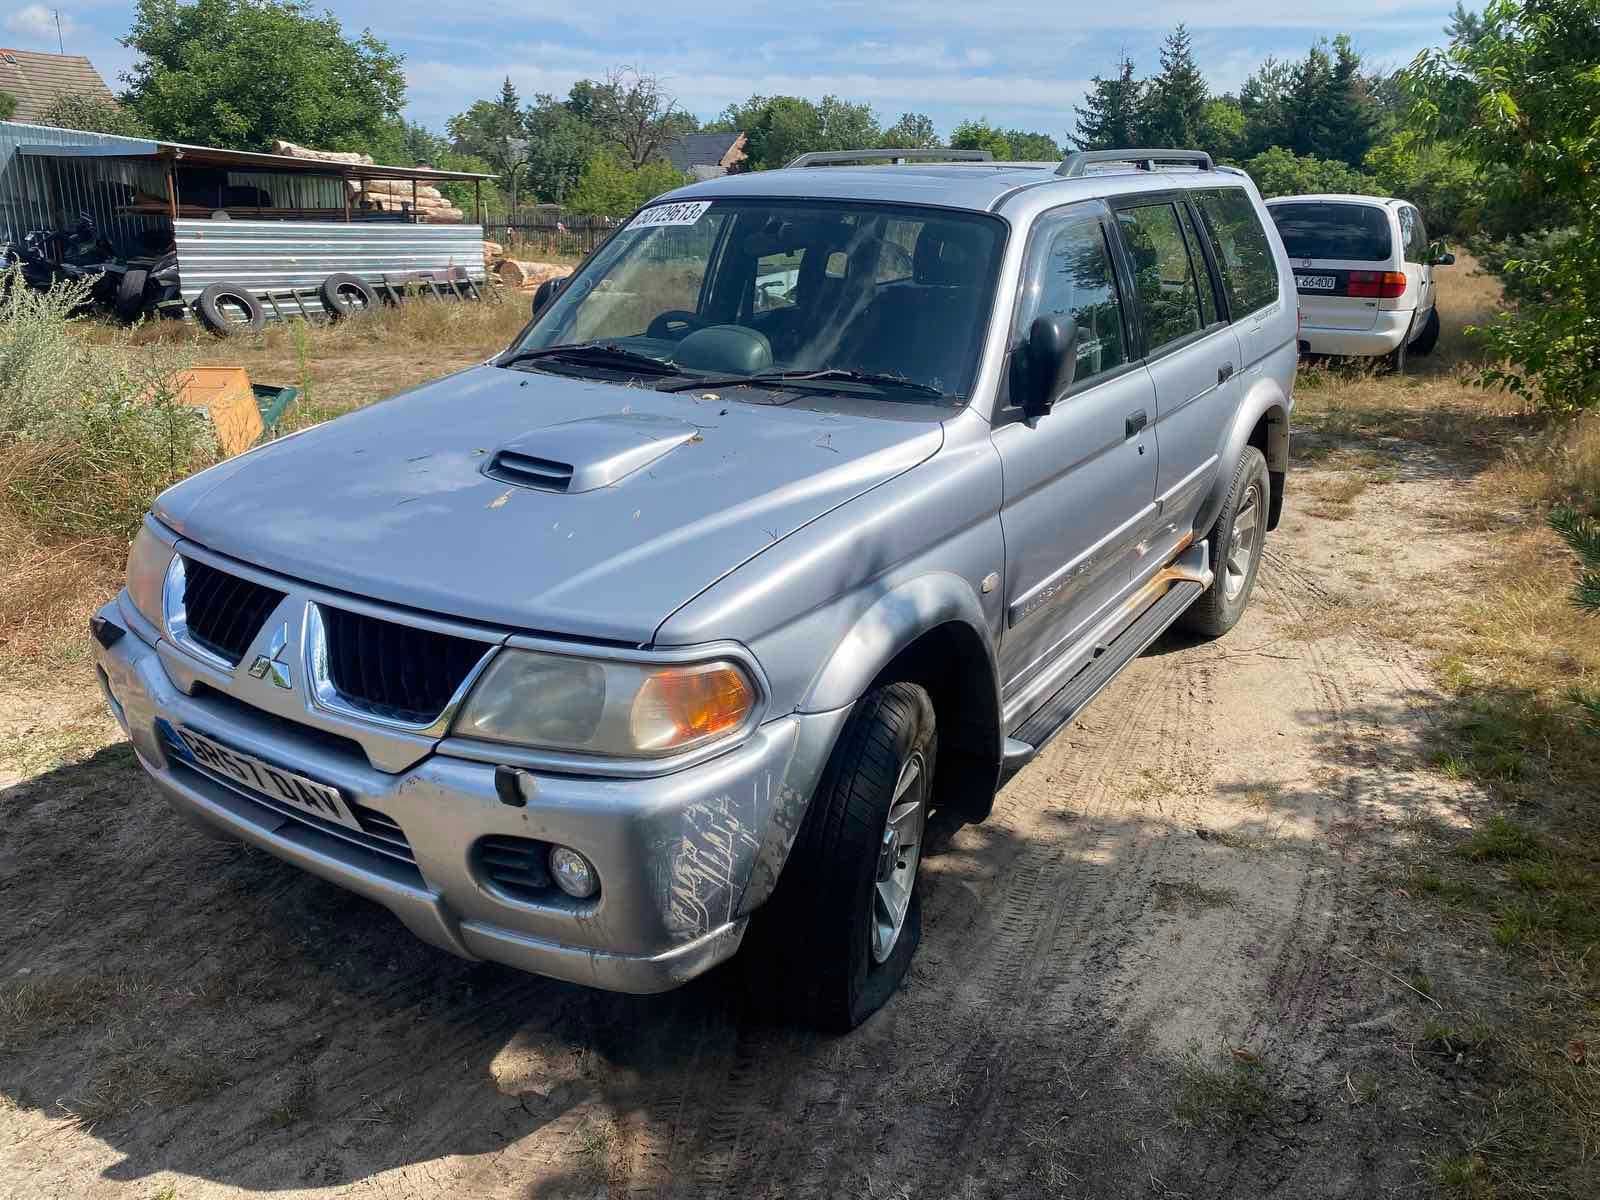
[
  {"xmin": 1217, "ymin": 362, "xmax": 1236, "ymax": 385},
  {"xmin": 1125, "ymin": 409, "xmax": 1148, "ymax": 438}
]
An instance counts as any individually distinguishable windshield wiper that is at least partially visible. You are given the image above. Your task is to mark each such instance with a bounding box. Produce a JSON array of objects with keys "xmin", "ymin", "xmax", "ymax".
[
  {"xmin": 658, "ymin": 368, "xmax": 947, "ymax": 398},
  {"xmin": 502, "ymin": 343, "xmax": 682, "ymax": 377}
]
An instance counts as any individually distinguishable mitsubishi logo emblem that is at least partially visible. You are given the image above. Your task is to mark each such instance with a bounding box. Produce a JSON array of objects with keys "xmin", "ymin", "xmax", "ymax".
[{"xmin": 247, "ymin": 623, "xmax": 293, "ymax": 689}]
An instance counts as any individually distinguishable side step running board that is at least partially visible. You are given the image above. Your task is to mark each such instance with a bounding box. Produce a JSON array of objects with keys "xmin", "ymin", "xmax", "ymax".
[{"xmin": 1002, "ymin": 577, "xmax": 1205, "ymax": 778}]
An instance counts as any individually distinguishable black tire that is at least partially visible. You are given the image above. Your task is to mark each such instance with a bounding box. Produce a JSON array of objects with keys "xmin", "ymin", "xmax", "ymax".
[
  {"xmin": 761, "ymin": 681, "xmax": 936, "ymax": 1031},
  {"xmin": 1387, "ymin": 320, "xmax": 1412, "ymax": 374},
  {"xmin": 195, "ymin": 282, "xmax": 264, "ymax": 336},
  {"xmin": 1179, "ymin": 446, "xmax": 1270, "ymax": 639},
  {"xmin": 319, "ymin": 272, "xmax": 376, "ymax": 320},
  {"xmin": 114, "ymin": 268, "xmax": 148, "ymax": 322},
  {"xmin": 1411, "ymin": 305, "xmax": 1441, "ymax": 356}
]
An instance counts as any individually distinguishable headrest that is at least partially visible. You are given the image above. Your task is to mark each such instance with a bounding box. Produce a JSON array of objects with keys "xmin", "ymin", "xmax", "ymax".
[{"xmin": 914, "ymin": 224, "xmax": 984, "ymax": 287}]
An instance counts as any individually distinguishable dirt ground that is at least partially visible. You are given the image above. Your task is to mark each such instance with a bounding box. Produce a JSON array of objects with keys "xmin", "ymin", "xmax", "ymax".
[{"xmin": 0, "ymin": 330, "xmax": 1561, "ymax": 1197}]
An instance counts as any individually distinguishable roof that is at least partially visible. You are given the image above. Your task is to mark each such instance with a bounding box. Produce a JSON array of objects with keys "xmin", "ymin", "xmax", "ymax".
[
  {"xmin": 0, "ymin": 49, "xmax": 114, "ymax": 123},
  {"xmin": 15, "ymin": 135, "xmax": 496, "ymax": 182},
  {"xmin": 662, "ymin": 131, "xmax": 746, "ymax": 173},
  {"xmin": 661, "ymin": 161, "xmax": 1249, "ymax": 214},
  {"xmin": 1265, "ymin": 193, "xmax": 1401, "ymax": 207}
]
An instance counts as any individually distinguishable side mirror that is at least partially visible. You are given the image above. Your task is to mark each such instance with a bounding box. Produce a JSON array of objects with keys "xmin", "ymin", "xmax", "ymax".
[
  {"xmin": 1018, "ymin": 315, "xmax": 1079, "ymax": 419},
  {"xmin": 531, "ymin": 275, "xmax": 565, "ymax": 317}
]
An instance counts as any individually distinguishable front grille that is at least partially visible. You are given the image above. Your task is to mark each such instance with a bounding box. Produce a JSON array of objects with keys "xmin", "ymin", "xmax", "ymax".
[
  {"xmin": 473, "ymin": 835, "xmax": 553, "ymax": 901},
  {"xmin": 318, "ymin": 605, "xmax": 489, "ymax": 725},
  {"xmin": 181, "ymin": 558, "xmax": 286, "ymax": 665},
  {"xmin": 484, "ymin": 450, "xmax": 574, "ymax": 492}
]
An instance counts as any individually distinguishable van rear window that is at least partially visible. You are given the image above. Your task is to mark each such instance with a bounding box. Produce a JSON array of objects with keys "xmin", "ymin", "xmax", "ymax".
[{"xmin": 1269, "ymin": 202, "xmax": 1392, "ymax": 262}]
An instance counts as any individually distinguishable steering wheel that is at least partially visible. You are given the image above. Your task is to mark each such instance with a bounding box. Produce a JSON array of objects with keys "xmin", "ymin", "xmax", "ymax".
[{"xmin": 646, "ymin": 310, "xmax": 709, "ymax": 340}]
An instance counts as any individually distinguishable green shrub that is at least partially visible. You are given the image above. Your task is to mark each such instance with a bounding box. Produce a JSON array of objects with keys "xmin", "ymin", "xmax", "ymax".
[
  {"xmin": 0, "ymin": 272, "xmax": 215, "ymax": 547},
  {"xmin": 1238, "ymin": 146, "xmax": 1378, "ymax": 199},
  {"xmin": 1470, "ymin": 209, "xmax": 1600, "ymax": 414}
]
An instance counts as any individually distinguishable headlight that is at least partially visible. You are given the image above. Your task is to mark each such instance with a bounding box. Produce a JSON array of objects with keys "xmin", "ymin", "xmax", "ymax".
[
  {"xmin": 454, "ymin": 651, "xmax": 756, "ymax": 757},
  {"xmin": 125, "ymin": 525, "xmax": 174, "ymax": 630}
]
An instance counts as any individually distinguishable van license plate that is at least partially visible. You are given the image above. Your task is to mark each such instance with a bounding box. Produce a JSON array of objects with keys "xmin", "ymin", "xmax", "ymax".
[
  {"xmin": 1296, "ymin": 274, "xmax": 1336, "ymax": 291},
  {"xmin": 175, "ymin": 726, "xmax": 363, "ymax": 831}
]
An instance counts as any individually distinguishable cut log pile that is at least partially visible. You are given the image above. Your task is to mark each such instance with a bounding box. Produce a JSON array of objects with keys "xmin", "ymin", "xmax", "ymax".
[{"xmin": 269, "ymin": 140, "xmax": 468, "ymax": 223}]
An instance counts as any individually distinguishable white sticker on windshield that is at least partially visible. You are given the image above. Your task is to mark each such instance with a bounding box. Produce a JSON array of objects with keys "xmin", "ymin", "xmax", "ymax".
[{"xmin": 629, "ymin": 200, "xmax": 712, "ymax": 230}]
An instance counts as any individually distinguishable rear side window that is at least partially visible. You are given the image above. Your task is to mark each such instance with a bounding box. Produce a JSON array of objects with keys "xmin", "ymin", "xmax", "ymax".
[
  {"xmin": 1193, "ymin": 188, "xmax": 1281, "ymax": 316},
  {"xmin": 1268, "ymin": 201, "xmax": 1392, "ymax": 263},
  {"xmin": 1399, "ymin": 206, "xmax": 1427, "ymax": 263},
  {"xmin": 1115, "ymin": 202, "xmax": 1204, "ymax": 353}
]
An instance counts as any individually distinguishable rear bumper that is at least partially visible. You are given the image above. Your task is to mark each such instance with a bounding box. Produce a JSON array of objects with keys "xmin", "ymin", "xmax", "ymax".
[
  {"xmin": 1298, "ymin": 309, "xmax": 1413, "ymax": 357},
  {"xmin": 92, "ymin": 599, "xmax": 847, "ymax": 994}
]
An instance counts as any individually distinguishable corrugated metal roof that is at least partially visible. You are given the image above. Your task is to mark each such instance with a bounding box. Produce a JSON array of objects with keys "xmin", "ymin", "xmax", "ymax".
[
  {"xmin": 0, "ymin": 49, "xmax": 115, "ymax": 123},
  {"xmin": 18, "ymin": 139, "xmax": 496, "ymax": 182},
  {"xmin": 172, "ymin": 218, "xmax": 486, "ymax": 302}
]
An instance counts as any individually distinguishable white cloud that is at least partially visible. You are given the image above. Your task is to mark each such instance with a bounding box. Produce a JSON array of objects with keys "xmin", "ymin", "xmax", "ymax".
[{"xmin": 5, "ymin": 5, "xmax": 76, "ymax": 43}]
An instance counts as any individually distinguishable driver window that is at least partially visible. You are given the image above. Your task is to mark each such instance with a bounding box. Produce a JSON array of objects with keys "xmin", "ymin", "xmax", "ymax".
[{"xmin": 1030, "ymin": 218, "xmax": 1128, "ymax": 388}]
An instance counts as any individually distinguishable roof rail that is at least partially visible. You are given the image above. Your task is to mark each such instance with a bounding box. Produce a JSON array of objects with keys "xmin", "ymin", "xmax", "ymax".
[
  {"xmin": 1056, "ymin": 148, "xmax": 1214, "ymax": 178},
  {"xmin": 786, "ymin": 148, "xmax": 994, "ymax": 168}
]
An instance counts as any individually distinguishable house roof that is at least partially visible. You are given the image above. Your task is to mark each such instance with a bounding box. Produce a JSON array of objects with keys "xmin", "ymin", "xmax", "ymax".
[
  {"xmin": 0, "ymin": 49, "xmax": 114, "ymax": 123},
  {"xmin": 662, "ymin": 132, "xmax": 746, "ymax": 173}
]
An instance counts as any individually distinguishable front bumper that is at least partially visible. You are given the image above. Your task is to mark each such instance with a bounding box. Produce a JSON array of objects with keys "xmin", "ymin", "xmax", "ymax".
[{"xmin": 92, "ymin": 599, "xmax": 847, "ymax": 994}]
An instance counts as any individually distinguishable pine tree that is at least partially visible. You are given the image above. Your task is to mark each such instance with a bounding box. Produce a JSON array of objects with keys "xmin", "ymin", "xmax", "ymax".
[
  {"xmin": 1139, "ymin": 25, "xmax": 1209, "ymax": 147},
  {"xmin": 1073, "ymin": 55, "xmax": 1142, "ymax": 150},
  {"xmin": 1322, "ymin": 36, "xmax": 1381, "ymax": 167}
]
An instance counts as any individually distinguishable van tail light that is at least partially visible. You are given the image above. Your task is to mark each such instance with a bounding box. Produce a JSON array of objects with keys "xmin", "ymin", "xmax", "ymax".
[{"xmin": 1346, "ymin": 270, "xmax": 1407, "ymax": 299}]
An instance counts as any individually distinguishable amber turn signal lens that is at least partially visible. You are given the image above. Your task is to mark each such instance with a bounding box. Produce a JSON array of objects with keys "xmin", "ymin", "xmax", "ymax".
[{"xmin": 629, "ymin": 662, "xmax": 754, "ymax": 753}]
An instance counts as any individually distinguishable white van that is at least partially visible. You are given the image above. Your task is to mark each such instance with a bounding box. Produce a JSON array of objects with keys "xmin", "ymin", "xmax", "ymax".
[{"xmin": 1265, "ymin": 194, "xmax": 1454, "ymax": 369}]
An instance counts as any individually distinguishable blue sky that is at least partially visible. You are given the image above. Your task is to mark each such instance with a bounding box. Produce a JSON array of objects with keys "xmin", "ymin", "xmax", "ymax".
[{"xmin": 6, "ymin": 2, "xmax": 1462, "ymax": 141}]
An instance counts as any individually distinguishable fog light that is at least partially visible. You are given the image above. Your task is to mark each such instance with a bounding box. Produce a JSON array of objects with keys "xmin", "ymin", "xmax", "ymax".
[{"xmin": 549, "ymin": 846, "xmax": 598, "ymax": 899}]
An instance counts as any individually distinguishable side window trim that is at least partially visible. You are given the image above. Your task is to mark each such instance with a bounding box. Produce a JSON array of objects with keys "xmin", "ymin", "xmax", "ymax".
[{"xmin": 1180, "ymin": 196, "xmax": 1231, "ymax": 326}]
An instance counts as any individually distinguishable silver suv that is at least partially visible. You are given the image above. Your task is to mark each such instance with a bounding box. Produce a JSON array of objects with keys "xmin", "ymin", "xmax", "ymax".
[{"xmin": 93, "ymin": 147, "xmax": 1295, "ymax": 1030}]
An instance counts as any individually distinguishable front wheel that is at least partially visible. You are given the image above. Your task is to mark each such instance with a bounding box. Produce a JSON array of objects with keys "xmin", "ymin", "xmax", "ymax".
[
  {"xmin": 763, "ymin": 681, "xmax": 936, "ymax": 1031},
  {"xmin": 1180, "ymin": 447, "xmax": 1269, "ymax": 639}
]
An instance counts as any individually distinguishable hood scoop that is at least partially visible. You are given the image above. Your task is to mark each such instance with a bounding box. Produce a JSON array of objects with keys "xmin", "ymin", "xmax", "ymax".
[{"xmin": 483, "ymin": 412, "xmax": 699, "ymax": 493}]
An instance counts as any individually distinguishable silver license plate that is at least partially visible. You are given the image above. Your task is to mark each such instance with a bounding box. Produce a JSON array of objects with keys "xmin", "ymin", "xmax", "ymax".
[
  {"xmin": 1296, "ymin": 274, "xmax": 1337, "ymax": 291},
  {"xmin": 175, "ymin": 726, "xmax": 362, "ymax": 831}
]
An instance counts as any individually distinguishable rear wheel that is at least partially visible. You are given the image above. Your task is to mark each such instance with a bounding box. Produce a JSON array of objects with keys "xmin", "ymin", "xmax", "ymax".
[
  {"xmin": 761, "ymin": 681, "xmax": 935, "ymax": 1031},
  {"xmin": 1180, "ymin": 447, "xmax": 1269, "ymax": 639}
]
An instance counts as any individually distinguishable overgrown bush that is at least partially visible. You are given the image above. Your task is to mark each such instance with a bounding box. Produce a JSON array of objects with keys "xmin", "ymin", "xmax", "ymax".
[
  {"xmin": 0, "ymin": 272, "xmax": 215, "ymax": 549},
  {"xmin": 1239, "ymin": 146, "xmax": 1377, "ymax": 199},
  {"xmin": 1470, "ymin": 209, "xmax": 1600, "ymax": 413}
]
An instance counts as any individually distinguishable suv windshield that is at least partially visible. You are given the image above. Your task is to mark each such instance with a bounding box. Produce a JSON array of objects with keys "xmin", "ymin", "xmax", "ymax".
[
  {"xmin": 511, "ymin": 199, "xmax": 1005, "ymax": 401},
  {"xmin": 1268, "ymin": 201, "xmax": 1393, "ymax": 262}
]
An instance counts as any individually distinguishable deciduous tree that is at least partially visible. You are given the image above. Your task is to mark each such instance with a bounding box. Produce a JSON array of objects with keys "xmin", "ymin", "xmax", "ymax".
[{"xmin": 121, "ymin": 0, "xmax": 405, "ymax": 153}]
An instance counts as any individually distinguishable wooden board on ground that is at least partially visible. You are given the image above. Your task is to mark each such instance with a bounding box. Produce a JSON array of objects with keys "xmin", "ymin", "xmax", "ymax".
[{"xmin": 164, "ymin": 367, "xmax": 263, "ymax": 456}]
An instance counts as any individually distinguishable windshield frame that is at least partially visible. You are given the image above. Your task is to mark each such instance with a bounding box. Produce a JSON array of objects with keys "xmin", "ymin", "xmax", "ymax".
[{"xmin": 497, "ymin": 195, "xmax": 1012, "ymax": 406}]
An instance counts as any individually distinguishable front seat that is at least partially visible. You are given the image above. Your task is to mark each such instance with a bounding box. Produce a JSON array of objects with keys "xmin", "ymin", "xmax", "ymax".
[{"xmin": 844, "ymin": 223, "xmax": 987, "ymax": 393}]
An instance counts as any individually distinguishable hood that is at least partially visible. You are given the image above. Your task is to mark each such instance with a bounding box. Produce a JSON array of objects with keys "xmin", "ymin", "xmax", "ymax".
[{"xmin": 155, "ymin": 365, "xmax": 942, "ymax": 644}]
